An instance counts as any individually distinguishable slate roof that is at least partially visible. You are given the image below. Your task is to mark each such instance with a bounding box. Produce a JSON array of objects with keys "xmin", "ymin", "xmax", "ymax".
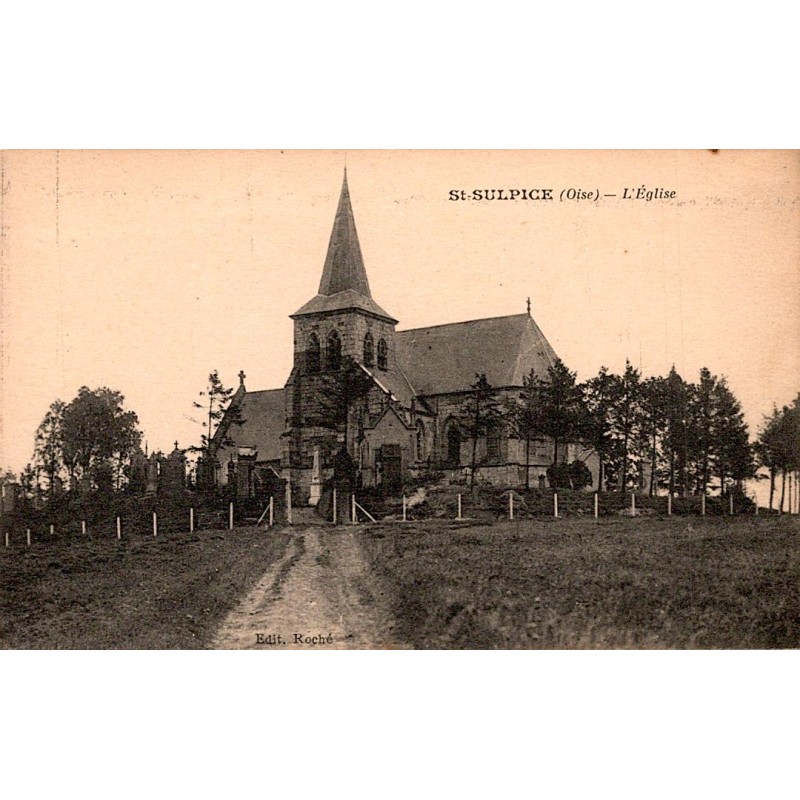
[
  {"xmin": 359, "ymin": 362, "xmax": 416, "ymax": 408},
  {"xmin": 291, "ymin": 289, "xmax": 396, "ymax": 322},
  {"xmin": 292, "ymin": 171, "xmax": 397, "ymax": 323},
  {"xmin": 395, "ymin": 313, "xmax": 558, "ymax": 396},
  {"xmin": 221, "ymin": 388, "xmax": 285, "ymax": 463}
]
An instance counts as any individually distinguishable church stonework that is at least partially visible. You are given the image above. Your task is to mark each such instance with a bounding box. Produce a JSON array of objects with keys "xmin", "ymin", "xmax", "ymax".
[{"xmin": 211, "ymin": 172, "xmax": 594, "ymax": 503}]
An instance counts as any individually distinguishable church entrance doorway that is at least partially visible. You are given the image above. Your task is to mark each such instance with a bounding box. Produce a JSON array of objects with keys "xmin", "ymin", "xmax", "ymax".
[
  {"xmin": 446, "ymin": 423, "xmax": 461, "ymax": 466},
  {"xmin": 378, "ymin": 444, "xmax": 402, "ymax": 494}
]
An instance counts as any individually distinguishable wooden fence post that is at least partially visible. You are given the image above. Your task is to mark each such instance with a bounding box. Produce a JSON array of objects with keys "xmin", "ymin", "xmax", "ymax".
[
  {"xmin": 50, "ymin": 524, "xmax": 54, "ymax": 536},
  {"xmin": 457, "ymin": 494, "xmax": 462, "ymax": 520},
  {"xmin": 701, "ymin": 493, "xmax": 706, "ymax": 516},
  {"xmin": 82, "ymin": 520, "xmax": 87, "ymax": 536},
  {"xmin": 351, "ymin": 494, "xmax": 357, "ymax": 525},
  {"xmin": 116, "ymin": 517, "xmax": 121, "ymax": 539},
  {"xmin": 729, "ymin": 493, "xmax": 734, "ymax": 515},
  {"xmin": 509, "ymin": 492, "xmax": 514, "ymax": 520},
  {"xmin": 332, "ymin": 489, "xmax": 337, "ymax": 525},
  {"xmin": 554, "ymin": 492, "xmax": 558, "ymax": 518},
  {"xmin": 631, "ymin": 492, "xmax": 636, "ymax": 514},
  {"xmin": 402, "ymin": 495, "xmax": 407, "ymax": 522},
  {"xmin": 153, "ymin": 512, "xmax": 158, "ymax": 537},
  {"xmin": 594, "ymin": 493, "xmax": 598, "ymax": 519},
  {"xmin": 286, "ymin": 481, "xmax": 292, "ymax": 525},
  {"xmin": 229, "ymin": 502, "xmax": 234, "ymax": 530},
  {"xmin": 4, "ymin": 529, "xmax": 8, "ymax": 548},
  {"xmin": 667, "ymin": 494, "xmax": 672, "ymax": 516},
  {"xmin": 190, "ymin": 507, "xmax": 195, "ymax": 533},
  {"xmin": 27, "ymin": 528, "xmax": 31, "ymax": 547},
  {"xmin": 269, "ymin": 496, "xmax": 274, "ymax": 527}
]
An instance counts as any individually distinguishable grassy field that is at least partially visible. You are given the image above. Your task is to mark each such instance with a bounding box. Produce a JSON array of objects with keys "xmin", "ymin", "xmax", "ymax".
[
  {"xmin": 0, "ymin": 527, "xmax": 290, "ymax": 649},
  {"xmin": 360, "ymin": 516, "xmax": 800, "ymax": 649},
  {"xmin": 3, "ymin": 515, "xmax": 797, "ymax": 649}
]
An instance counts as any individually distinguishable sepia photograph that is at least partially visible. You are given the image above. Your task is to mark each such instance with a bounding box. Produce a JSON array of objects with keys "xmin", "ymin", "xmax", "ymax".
[{"xmin": 1, "ymin": 149, "xmax": 798, "ymax": 651}]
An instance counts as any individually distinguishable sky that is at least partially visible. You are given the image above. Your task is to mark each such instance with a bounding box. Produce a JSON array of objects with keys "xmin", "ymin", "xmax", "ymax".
[{"xmin": 1, "ymin": 149, "xmax": 798, "ymax": 477}]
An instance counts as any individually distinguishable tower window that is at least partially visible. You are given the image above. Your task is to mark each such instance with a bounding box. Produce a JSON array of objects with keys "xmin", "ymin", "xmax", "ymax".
[
  {"xmin": 326, "ymin": 330, "xmax": 342, "ymax": 371},
  {"xmin": 306, "ymin": 333, "xmax": 320, "ymax": 374},
  {"xmin": 363, "ymin": 332, "xmax": 374, "ymax": 366},
  {"xmin": 377, "ymin": 338, "xmax": 388, "ymax": 370}
]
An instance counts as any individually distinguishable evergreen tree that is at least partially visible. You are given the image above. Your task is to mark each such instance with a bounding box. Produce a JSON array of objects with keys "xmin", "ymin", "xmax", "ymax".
[
  {"xmin": 638, "ymin": 376, "xmax": 669, "ymax": 496},
  {"xmin": 190, "ymin": 370, "xmax": 245, "ymax": 487},
  {"xmin": 458, "ymin": 373, "xmax": 506, "ymax": 489},
  {"xmin": 607, "ymin": 361, "xmax": 641, "ymax": 491},
  {"xmin": 508, "ymin": 369, "xmax": 547, "ymax": 490},
  {"xmin": 756, "ymin": 406, "xmax": 783, "ymax": 510},
  {"xmin": 711, "ymin": 376, "xmax": 754, "ymax": 499},
  {"xmin": 301, "ymin": 355, "xmax": 375, "ymax": 456},
  {"xmin": 686, "ymin": 368, "xmax": 717, "ymax": 494},
  {"xmin": 662, "ymin": 367, "xmax": 690, "ymax": 498},
  {"xmin": 32, "ymin": 399, "xmax": 67, "ymax": 496},
  {"xmin": 529, "ymin": 359, "xmax": 586, "ymax": 482},
  {"xmin": 582, "ymin": 366, "xmax": 619, "ymax": 491}
]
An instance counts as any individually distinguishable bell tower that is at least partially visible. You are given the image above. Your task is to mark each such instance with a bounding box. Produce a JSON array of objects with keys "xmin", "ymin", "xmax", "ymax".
[
  {"xmin": 282, "ymin": 171, "xmax": 401, "ymax": 500},
  {"xmin": 289, "ymin": 169, "xmax": 398, "ymax": 369}
]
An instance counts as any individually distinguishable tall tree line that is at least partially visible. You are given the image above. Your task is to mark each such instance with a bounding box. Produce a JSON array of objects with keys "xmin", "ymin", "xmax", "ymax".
[
  {"xmin": 756, "ymin": 395, "xmax": 800, "ymax": 512},
  {"xmin": 508, "ymin": 359, "xmax": 760, "ymax": 497}
]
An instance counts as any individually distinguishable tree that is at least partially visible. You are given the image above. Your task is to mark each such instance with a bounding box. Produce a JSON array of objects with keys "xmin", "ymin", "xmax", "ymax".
[
  {"xmin": 758, "ymin": 397, "xmax": 800, "ymax": 512},
  {"xmin": 582, "ymin": 367, "xmax": 619, "ymax": 491},
  {"xmin": 32, "ymin": 399, "xmax": 67, "ymax": 496},
  {"xmin": 756, "ymin": 407, "xmax": 783, "ymax": 510},
  {"xmin": 507, "ymin": 369, "xmax": 547, "ymax": 490},
  {"xmin": 528, "ymin": 360, "xmax": 586, "ymax": 487},
  {"xmin": 607, "ymin": 361, "xmax": 641, "ymax": 491},
  {"xmin": 662, "ymin": 367, "xmax": 690, "ymax": 498},
  {"xmin": 190, "ymin": 371, "xmax": 245, "ymax": 488},
  {"xmin": 686, "ymin": 368, "xmax": 717, "ymax": 494},
  {"xmin": 300, "ymin": 355, "xmax": 375, "ymax": 457},
  {"xmin": 458, "ymin": 373, "xmax": 506, "ymax": 489},
  {"xmin": 60, "ymin": 387, "xmax": 142, "ymax": 491},
  {"xmin": 711, "ymin": 377, "xmax": 755, "ymax": 499},
  {"xmin": 638, "ymin": 376, "xmax": 669, "ymax": 496}
]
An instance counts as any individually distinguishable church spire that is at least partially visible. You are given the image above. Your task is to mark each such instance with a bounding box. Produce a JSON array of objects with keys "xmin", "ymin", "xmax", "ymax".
[{"xmin": 318, "ymin": 170, "xmax": 371, "ymax": 298}]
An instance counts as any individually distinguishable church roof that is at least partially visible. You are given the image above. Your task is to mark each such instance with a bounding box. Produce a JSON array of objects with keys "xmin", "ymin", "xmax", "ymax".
[
  {"xmin": 292, "ymin": 171, "xmax": 397, "ymax": 323},
  {"xmin": 220, "ymin": 388, "xmax": 284, "ymax": 463},
  {"xmin": 395, "ymin": 313, "xmax": 558, "ymax": 396},
  {"xmin": 318, "ymin": 170, "xmax": 369, "ymax": 297},
  {"xmin": 291, "ymin": 289, "xmax": 397, "ymax": 322},
  {"xmin": 360, "ymin": 362, "xmax": 416, "ymax": 408}
]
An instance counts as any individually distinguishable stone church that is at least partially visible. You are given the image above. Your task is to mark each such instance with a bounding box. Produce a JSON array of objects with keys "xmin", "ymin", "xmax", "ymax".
[{"xmin": 210, "ymin": 172, "xmax": 593, "ymax": 503}]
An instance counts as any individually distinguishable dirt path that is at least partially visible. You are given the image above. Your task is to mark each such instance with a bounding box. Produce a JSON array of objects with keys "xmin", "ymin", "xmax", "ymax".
[{"xmin": 210, "ymin": 526, "xmax": 407, "ymax": 649}]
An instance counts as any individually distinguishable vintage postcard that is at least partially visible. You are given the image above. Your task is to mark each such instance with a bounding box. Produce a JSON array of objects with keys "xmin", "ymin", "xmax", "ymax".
[{"xmin": 1, "ymin": 150, "xmax": 798, "ymax": 649}]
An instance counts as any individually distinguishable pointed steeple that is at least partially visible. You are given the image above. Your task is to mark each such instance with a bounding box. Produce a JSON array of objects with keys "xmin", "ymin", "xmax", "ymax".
[
  {"xmin": 291, "ymin": 171, "xmax": 397, "ymax": 323},
  {"xmin": 318, "ymin": 169, "xmax": 371, "ymax": 297}
]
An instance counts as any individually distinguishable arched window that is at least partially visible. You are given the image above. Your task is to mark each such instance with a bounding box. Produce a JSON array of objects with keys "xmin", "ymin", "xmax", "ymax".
[
  {"xmin": 363, "ymin": 332, "xmax": 374, "ymax": 366},
  {"xmin": 446, "ymin": 421, "xmax": 461, "ymax": 466},
  {"xmin": 326, "ymin": 330, "xmax": 342, "ymax": 371},
  {"xmin": 306, "ymin": 333, "xmax": 320, "ymax": 374},
  {"xmin": 377, "ymin": 338, "xmax": 388, "ymax": 370},
  {"xmin": 415, "ymin": 420, "xmax": 426, "ymax": 461}
]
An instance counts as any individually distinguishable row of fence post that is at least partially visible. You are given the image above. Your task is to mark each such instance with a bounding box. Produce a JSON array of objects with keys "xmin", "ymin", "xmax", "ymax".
[
  {"xmin": 4, "ymin": 498, "xmax": 280, "ymax": 547},
  {"xmin": 391, "ymin": 490, "xmax": 757, "ymax": 523},
  {"xmin": 0, "ymin": 489, "xmax": 776, "ymax": 547}
]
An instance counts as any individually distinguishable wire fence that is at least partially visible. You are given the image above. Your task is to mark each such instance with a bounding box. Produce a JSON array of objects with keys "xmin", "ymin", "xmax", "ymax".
[{"xmin": 0, "ymin": 484, "xmax": 785, "ymax": 554}]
